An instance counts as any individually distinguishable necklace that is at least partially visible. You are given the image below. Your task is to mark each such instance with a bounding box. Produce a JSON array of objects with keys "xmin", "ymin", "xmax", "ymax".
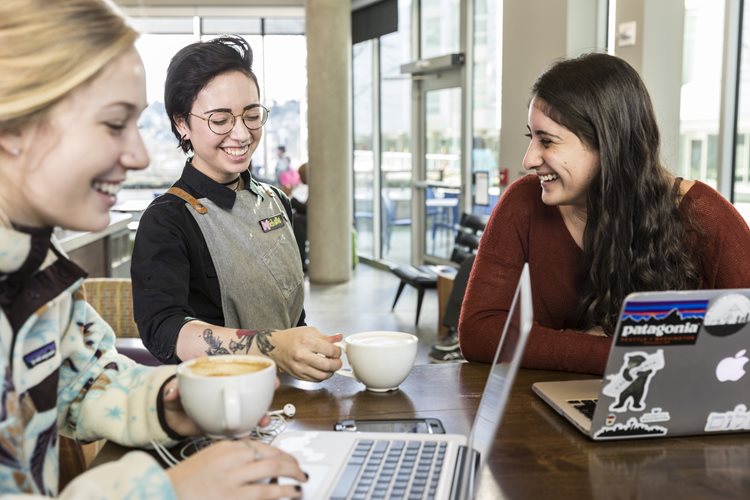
[{"xmin": 221, "ymin": 177, "xmax": 241, "ymax": 191}]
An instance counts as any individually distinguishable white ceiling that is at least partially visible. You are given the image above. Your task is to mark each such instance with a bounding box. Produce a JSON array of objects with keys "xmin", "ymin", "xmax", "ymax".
[{"xmin": 115, "ymin": 0, "xmax": 304, "ymax": 6}]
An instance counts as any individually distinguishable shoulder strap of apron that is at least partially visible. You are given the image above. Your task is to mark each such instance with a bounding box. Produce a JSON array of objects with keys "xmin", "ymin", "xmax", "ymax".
[{"xmin": 167, "ymin": 187, "xmax": 208, "ymax": 215}]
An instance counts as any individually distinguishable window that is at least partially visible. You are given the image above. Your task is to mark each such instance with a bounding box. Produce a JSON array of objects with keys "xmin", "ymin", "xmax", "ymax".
[
  {"xmin": 471, "ymin": 0, "xmax": 502, "ymax": 215},
  {"xmin": 734, "ymin": 0, "xmax": 750, "ymax": 209},
  {"xmin": 353, "ymin": 40, "xmax": 376, "ymax": 258},
  {"xmin": 678, "ymin": 0, "xmax": 725, "ymax": 188}
]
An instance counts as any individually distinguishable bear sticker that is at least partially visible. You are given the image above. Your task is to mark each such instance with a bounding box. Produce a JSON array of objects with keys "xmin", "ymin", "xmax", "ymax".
[{"xmin": 602, "ymin": 350, "xmax": 665, "ymax": 413}]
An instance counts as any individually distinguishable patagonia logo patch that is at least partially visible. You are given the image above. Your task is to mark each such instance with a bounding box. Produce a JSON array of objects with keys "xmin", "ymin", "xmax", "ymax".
[
  {"xmin": 616, "ymin": 300, "xmax": 707, "ymax": 346},
  {"xmin": 23, "ymin": 341, "xmax": 57, "ymax": 368},
  {"xmin": 259, "ymin": 214, "xmax": 285, "ymax": 233}
]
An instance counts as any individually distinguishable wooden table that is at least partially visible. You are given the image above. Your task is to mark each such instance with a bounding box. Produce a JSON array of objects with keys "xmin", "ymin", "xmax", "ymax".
[{"xmin": 94, "ymin": 364, "xmax": 750, "ymax": 499}]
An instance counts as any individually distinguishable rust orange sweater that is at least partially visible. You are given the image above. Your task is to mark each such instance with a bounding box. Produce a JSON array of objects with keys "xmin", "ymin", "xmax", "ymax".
[{"xmin": 459, "ymin": 175, "xmax": 750, "ymax": 375}]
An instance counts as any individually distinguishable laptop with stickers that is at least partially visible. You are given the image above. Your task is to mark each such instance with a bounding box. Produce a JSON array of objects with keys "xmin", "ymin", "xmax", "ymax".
[
  {"xmin": 533, "ymin": 288, "xmax": 750, "ymax": 440},
  {"xmin": 272, "ymin": 263, "xmax": 532, "ymax": 499}
]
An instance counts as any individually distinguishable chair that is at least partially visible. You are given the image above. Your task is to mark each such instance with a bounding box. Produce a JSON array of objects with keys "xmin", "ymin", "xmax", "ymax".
[
  {"xmin": 389, "ymin": 212, "xmax": 488, "ymax": 324},
  {"xmin": 426, "ymin": 188, "xmax": 460, "ymax": 253},
  {"xmin": 381, "ymin": 193, "xmax": 411, "ymax": 252},
  {"xmin": 59, "ymin": 279, "xmax": 157, "ymax": 484},
  {"xmin": 83, "ymin": 278, "xmax": 161, "ymax": 366}
]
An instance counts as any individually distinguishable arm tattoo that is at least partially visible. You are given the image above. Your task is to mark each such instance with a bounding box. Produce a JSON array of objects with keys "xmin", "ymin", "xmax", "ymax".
[
  {"xmin": 255, "ymin": 329, "xmax": 276, "ymax": 355},
  {"xmin": 202, "ymin": 329, "xmax": 230, "ymax": 355},
  {"xmin": 228, "ymin": 330, "xmax": 255, "ymax": 355}
]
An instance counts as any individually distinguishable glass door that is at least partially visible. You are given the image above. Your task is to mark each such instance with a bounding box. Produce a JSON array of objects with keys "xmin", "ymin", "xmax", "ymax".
[{"xmin": 413, "ymin": 69, "xmax": 464, "ymax": 263}]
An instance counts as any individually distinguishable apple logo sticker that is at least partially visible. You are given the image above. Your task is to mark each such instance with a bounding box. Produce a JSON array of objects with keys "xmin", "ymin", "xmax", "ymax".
[
  {"xmin": 715, "ymin": 349, "xmax": 749, "ymax": 382},
  {"xmin": 704, "ymin": 294, "xmax": 750, "ymax": 337}
]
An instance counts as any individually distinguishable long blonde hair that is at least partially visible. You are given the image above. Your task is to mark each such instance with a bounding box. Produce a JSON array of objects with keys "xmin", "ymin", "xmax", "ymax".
[{"xmin": 0, "ymin": 0, "xmax": 137, "ymax": 134}]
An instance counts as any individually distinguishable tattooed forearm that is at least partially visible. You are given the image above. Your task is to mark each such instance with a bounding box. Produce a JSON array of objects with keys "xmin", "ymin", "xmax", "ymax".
[
  {"xmin": 255, "ymin": 329, "xmax": 276, "ymax": 355},
  {"xmin": 202, "ymin": 329, "xmax": 230, "ymax": 355},
  {"xmin": 228, "ymin": 334, "xmax": 254, "ymax": 354}
]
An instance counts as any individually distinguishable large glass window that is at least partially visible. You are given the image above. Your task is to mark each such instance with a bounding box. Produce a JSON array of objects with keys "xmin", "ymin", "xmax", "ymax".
[
  {"xmin": 734, "ymin": 0, "xmax": 750, "ymax": 220},
  {"xmin": 471, "ymin": 0, "xmax": 502, "ymax": 215},
  {"xmin": 261, "ymin": 35, "xmax": 308, "ymax": 179},
  {"xmin": 425, "ymin": 88, "xmax": 462, "ymax": 259},
  {"xmin": 132, "ymin": 32, "xmax": 195, "ymax": 190},
  {"xmin": 678, "ymin": 0, "xmax": 725, "ymax": 187},
  {"xmin": 353, "ymin": 41, "xmax": 376, "ymax": 259},
  {"xmin": 420, "ymin": 0, "xmax": 461, "ymax": 59},
  {"xmin": 380, "ymin": 5, "xmax": 413, "ymax": 264}
]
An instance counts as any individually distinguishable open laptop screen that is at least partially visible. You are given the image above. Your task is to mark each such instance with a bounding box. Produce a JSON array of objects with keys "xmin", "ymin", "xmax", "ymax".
[{"xmin": 467, "ymin": 263, "xmax": 533, "ymax": 471}]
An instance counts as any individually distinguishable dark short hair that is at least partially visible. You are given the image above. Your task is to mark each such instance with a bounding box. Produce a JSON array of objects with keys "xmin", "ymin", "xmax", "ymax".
[{"xmin": 165, "ymin": 35, "xmax": 260, "ymax": 153}]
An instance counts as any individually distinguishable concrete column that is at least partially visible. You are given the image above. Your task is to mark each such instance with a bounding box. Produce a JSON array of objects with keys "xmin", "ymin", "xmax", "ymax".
[
  {"xmin": 305, "ymin": 0, "xmax": 352, "ymax": 284},
  {"xmin": 615, "ymin": 0, "xmax": 684, "ymax": 169},
  {"xmin": 499, "ymin": 0, "xmax": 569, "ymax": 182}
]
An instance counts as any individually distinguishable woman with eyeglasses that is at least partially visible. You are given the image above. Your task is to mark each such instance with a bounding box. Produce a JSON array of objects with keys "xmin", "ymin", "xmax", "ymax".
[{"xmin": 131, "ymin": 36, "xmax": 343, "ymax": 382}]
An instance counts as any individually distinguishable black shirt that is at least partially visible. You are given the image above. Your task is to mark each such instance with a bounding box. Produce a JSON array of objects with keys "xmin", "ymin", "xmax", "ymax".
[{"xmin": 130, "ymin": 161, "xmax": 304, "ymax": 364}]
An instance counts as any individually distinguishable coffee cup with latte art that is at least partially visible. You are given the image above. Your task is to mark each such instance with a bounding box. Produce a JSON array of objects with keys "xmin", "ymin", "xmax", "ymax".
[{"xmin": 177, "ymin": 354, "xmax": 276, "ymax": 438}]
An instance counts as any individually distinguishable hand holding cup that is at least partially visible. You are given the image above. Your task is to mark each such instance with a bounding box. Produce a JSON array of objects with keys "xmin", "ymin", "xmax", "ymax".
[{"xmin": 177, "ymin": 354, "xmax": 276, "ymax": 438}]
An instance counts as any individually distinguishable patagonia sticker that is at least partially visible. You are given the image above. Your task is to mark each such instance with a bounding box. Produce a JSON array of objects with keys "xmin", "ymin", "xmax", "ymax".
[
  {"xmin": 616, "ymin": 300, "xmax": 707, "ymax": 346},
  {"xmin": 23, "ymin": 341, "xmax": 57, "ymax": 368},
  {"xmin": 259, "ymin": 213, "xmax": 285, "ymax": 233}
]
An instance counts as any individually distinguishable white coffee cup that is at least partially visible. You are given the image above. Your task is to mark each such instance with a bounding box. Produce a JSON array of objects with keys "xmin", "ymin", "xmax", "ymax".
[
  {"xmin": 336, "ymin": 331, "xmax": 418, "ymax": 392},
  {"xmin": 177, "ymin": 354, "xmax": 276, "ymax": 438}
]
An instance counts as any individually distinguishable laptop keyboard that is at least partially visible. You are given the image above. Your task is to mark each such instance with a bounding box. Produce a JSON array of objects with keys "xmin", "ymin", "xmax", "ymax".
[
  {"xmin": 330, "ymin": 439, "xmax": 447, "ymax": 500},
  {"xmin": 568, "ymin": 399, "xmax": 598, "ymax": 420}
]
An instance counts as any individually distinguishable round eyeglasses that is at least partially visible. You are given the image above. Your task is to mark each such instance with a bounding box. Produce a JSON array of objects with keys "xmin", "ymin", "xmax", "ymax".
[{"xmin": 189, "ymin": 105, "xmax": 269, "ymax": 135}]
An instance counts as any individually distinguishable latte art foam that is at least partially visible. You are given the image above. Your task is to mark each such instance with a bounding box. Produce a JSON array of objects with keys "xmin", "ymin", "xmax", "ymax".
[
  {"xmin": 349, "ymin": 336, "xmax": 411, "ymax": 347},
  {"xmin": 188, "ymin": 359, "xmax": 270, "ymax": 377}
]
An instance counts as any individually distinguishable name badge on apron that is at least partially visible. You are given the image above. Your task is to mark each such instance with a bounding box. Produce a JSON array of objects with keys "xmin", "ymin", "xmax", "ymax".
[{"xmin": 259, "ymin": 213, "xmax": 285, "ymax": 233}]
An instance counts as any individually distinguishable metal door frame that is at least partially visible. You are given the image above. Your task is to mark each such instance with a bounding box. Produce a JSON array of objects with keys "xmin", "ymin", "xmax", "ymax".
[{"xmin": 410, "ymin": 66, "xmax": 465, "ymax": 265}]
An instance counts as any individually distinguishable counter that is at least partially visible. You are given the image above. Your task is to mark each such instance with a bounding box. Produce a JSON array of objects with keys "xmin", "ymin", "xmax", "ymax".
[{"xmin": 55, "ymin": 212, "xmax": 132, "ymax": 278}]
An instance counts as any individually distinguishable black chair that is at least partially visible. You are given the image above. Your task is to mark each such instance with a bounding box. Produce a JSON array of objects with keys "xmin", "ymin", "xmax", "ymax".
[{"xmin": 389, "ymin": 212, "xmax": 488, "ymax": 324}]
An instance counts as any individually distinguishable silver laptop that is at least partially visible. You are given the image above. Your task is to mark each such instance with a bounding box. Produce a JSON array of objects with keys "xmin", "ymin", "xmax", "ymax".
[
  {"xmin": 273, "ymin": 263, "xmax": 533, "ymax": 499},
  {"xmin": 533, "ymin": 288, "xmax": 750, "ymax": 440}
]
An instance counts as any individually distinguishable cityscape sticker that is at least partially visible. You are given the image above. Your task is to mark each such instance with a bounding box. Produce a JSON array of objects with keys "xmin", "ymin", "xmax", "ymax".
[
  {"xmin": 703, "ymin": 293, "xmax": 750, "ymax": 337},
  {"xmin": 593, "ymin": 418, "xmax": 668, "ymax": 439},
  {"xmin": 615, "ymin": 300, "xmax": 708, "ymax": 346}
]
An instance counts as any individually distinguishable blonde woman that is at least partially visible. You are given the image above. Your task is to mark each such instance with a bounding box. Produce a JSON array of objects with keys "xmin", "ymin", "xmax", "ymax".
[{"xmin": 0, "ymin": 0, "xmax": 305, "ymax": 497}]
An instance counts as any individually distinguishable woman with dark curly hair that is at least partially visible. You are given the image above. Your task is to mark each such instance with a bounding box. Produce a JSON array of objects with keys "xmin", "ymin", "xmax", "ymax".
[{"xmin": 459, "ymin": 53, "xmax": 750, "ymax": 375}]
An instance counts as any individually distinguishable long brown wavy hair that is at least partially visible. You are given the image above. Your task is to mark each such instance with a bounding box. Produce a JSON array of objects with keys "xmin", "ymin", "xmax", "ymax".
[{"xmin": 531, "ymin": 53, "xmax": 701, "ymax": 335}]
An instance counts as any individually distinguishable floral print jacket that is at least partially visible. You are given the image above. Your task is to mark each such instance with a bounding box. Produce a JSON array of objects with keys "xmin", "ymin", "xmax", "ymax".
[{"xmin": 0, "ymin": 225, "xmax": 178, "ymax": 498}]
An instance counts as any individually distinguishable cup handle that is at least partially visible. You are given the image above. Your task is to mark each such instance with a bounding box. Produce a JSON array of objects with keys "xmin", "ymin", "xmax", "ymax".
[
  {"xmin": 336, "ymin": 367, "xmax": 356, "ymax": 379},
  {"xmin": 333, "ymin": 341, "xmax": 356, "ymax": 379},
  {"xmin": 222, "ymin": 386, "xmax": 241, "ymax": 433},
  {"xmin": 334, "ymin": 340, "xmax": 347, "ymax": 353}
]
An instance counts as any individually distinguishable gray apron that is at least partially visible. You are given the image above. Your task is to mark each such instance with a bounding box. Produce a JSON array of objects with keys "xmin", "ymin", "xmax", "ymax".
[{"xmin": 169, "ymin": 184, "xmax": 304, "ymax": 330}]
